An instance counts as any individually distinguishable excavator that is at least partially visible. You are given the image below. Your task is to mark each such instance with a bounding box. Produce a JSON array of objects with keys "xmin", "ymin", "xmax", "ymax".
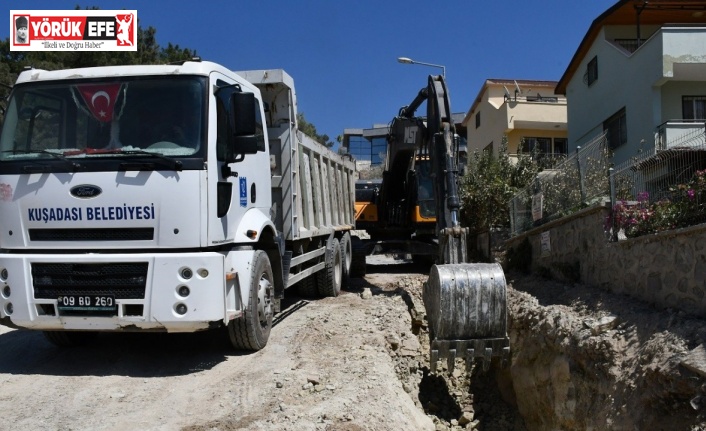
[{"xmin": 353, "ymin": 75, "xmax": 509, "ymax": 372}]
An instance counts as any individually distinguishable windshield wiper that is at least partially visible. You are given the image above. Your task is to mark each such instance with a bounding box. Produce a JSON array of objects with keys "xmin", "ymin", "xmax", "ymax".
[
  {"xmin": 1, "ymin": 150, "xmax": 83, "ymax": 171},
  {"xmin": 65, "ymin": 148, "xmax": 183, "ymax": 171},
  {"xmin": 118, "ymin": 150, "xmax": 182, "ymax": 171}
]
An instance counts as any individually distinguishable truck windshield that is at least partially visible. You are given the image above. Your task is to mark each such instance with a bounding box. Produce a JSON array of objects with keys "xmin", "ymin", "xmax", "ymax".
[{"xmin": 0, "ymin": 76, "xmax": 206, "ymax": 162}]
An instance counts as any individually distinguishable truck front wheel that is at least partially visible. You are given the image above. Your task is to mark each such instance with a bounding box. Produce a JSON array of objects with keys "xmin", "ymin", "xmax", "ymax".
[{"xmin": 228, "ymin": 250, "xmax": 274, "ymax": 351}]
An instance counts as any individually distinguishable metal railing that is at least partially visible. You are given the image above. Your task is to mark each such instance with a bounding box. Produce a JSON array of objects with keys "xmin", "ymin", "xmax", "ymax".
[
  {"xmin": 509, "ymin": 133, "xmax": 610, "ymax": 236},
  {"xmin": 508, "ymin": 124, "xmax": 706, "ymax": 239},
  {"xmin": 608, "ymin": 126, "xmax": 706, "ymax": 240}
]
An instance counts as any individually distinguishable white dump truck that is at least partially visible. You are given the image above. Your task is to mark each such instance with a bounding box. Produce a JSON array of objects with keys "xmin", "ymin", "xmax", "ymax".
[{"xmin": 0, "ymin": 60, "xmax": 356, "ymax": 350}]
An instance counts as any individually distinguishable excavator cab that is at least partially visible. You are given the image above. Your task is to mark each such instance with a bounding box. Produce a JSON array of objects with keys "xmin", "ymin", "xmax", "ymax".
[{"xmin": 354, "ymin": 179, "xmax": 381, "ymax": 229}]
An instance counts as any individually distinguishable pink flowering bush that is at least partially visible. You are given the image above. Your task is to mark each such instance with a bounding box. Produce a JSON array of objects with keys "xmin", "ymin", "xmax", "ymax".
[{"xmin": 610, "ymin": 169, "xmax": 706, "ymax": 238}]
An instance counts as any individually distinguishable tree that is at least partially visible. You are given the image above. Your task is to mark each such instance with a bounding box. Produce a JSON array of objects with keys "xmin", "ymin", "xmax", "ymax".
[
  {"xmin": 459, "ymin": 138, "xmax": 541, "ymax": 234},
  {"xmin": 297, "ymin": 112, "xmax": 334, "ymax": 148}
]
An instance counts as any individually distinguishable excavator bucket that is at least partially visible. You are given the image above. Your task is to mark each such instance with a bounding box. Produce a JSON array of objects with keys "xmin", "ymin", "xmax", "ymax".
[{"xmin": 423, "ymin": 262, "xmax": 510, "ymax": 373}]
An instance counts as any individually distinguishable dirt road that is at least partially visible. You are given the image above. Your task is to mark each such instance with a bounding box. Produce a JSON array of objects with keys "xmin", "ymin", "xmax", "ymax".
[
  {"xmin": 3, "ymin": 254, "xmax": 706, "ymax": 431},
  {"xmin": 0, "ymin": 256, "xmax": 435, "ymax": 431}
]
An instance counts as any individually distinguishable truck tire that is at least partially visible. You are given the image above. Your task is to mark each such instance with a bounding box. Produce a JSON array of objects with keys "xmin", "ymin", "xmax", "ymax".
[
  {"xmin": 350, "ymin": 236, "xmax": 367, "ymax": 278},
  {"xmin": 228, "ymin": 250, "xmax": 274, "ymax": 351},
  {"xmin": 340, "ymin": 232, "xmax": 352, "ymax": 290},
  {"xmin": 317, "ymin": 237, "xmax": 342, "ymax": 297},
  {"xmin": 296, "ymin": 274, "xmax": 319, "ymax": 298},
  {"xmin": 43, "ymin": 331, "xmax": 97, "ymax": 347}
]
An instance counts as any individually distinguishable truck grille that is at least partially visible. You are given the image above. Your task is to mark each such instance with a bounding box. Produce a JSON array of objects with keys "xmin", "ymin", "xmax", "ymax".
[
  {"xmin": 32, "ymin": 262, "xmax": 148, "ymax": 299},
  {"xmin": 29, "ymin": 228, "xmax": 154, "ymax": 241}
]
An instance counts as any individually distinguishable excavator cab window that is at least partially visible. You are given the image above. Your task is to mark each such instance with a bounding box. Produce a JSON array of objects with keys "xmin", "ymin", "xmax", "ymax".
[{"xmin": 416, "ymin": 158, "xmax": 435, "ymax": 218}]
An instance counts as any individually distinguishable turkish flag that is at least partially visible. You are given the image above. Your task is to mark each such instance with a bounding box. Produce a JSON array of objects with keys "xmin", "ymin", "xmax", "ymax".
[{"xmin": 76, "ymin": 84, "xmax": 122, "ymax": 123}]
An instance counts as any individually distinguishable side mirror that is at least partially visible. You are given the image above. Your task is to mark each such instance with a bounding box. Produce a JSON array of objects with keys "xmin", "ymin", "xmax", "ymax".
[
  {"xmin": 227, "ymin": 92, "xmax": 265, "ymax": 162},
  {"xmin": 231, "ymin": 92, "xmax": 256, "ymax": 136}
]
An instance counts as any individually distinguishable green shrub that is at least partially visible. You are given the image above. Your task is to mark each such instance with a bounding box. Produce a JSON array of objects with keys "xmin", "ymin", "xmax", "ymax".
[{"xmin": 459, "ymin": 140, "xmax": 540, "ymax": 234}]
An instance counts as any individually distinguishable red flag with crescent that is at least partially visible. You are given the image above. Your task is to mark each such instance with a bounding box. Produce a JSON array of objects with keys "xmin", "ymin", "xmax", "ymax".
[{"xmin": 76, "ymin": 83, "xmax": 122, "ymax": 123}]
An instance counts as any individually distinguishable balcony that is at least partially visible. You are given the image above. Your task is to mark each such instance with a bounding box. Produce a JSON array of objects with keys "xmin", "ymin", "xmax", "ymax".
[
  {"xmin": 609, "ymin": 26, "xmax": 706, "ymax": 81},
  {"xmin": 655, "ymin": 120, "xmax": 706, "ymax": 151},
  {"xmin": 502, "ymin": 96, "xmax": 567, "ymax": 131}
]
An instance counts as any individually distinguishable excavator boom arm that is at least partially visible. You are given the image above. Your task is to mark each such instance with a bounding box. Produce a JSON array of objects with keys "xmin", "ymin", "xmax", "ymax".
[{"xmin": 400, "ymin": 75, "xmax": 511, "ymax": 372}]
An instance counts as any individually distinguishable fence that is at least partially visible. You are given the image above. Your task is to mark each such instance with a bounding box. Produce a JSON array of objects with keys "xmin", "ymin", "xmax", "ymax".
[
  {"xmin": 609, "ymin": 125, "xmax": 706, "ymax": 240},
  {"xmin": 509, "ymin": 132, "xmax": 610, "ymax": 236}
]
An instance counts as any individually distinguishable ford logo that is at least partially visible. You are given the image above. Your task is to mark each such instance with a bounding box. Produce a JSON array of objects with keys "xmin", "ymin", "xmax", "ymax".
[{"xmin": 70, "ymin": 185, "xmax": 102, "ymax": 199}]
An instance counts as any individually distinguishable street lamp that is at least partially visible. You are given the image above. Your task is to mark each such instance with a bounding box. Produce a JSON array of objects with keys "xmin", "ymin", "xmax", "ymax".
[{"xmin": 397, "ymin": 57, "xmax": 446, "ymax": 78}]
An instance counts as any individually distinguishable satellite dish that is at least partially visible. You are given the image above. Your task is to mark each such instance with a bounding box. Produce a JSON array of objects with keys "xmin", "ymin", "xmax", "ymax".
[{"xmin": 514, "ymin": 80, "xmax": 522, "ymax": 95}]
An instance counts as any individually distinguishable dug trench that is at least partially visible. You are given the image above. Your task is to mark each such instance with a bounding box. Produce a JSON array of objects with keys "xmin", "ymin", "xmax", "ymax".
[{"xmin": 362, "ymin": 256, "xmax": 706, "ymax": 431}]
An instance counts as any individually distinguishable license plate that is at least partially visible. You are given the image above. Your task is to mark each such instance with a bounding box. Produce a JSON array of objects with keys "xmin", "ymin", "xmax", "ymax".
[{"xmin": 57, "ymin": 295, "xmax": 116, "ymax": 312}]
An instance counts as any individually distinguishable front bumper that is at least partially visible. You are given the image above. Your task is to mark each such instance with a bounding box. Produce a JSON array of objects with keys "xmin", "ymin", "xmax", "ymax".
[{"xmin": 0, "ymin": 252, "xmax": 228, "ymax": 332}]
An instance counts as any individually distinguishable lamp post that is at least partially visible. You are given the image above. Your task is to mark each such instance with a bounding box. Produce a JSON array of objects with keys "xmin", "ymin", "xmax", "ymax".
[{"xmin": 397, "ymin": 57, "xmax": 446, "ymax": 78}]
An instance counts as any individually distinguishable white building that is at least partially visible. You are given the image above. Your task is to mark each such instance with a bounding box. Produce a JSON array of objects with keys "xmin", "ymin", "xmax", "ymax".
[{"xmin": 556, "ymin": 0, "xmax": 706, "ymax": 166}]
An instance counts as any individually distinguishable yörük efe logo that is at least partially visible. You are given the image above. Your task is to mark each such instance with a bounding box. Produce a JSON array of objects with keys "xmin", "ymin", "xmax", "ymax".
[{"xmin": 10, "ymin": 10, "xmax": 138, "ymax": 52}]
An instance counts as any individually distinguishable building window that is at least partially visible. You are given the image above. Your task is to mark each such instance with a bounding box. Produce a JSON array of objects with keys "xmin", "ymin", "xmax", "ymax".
[
  {"xmin": 347, "ymin": 135, "xmax": 387, "ymax": 167},
  {"xmin": 603, "ymin": 108, "xmax": 627, "ymax": 150},
  {"xmin": 682, "ymin": 96, "xmax": 706, "ymax": 121},
  {"xmin": 520, "ymin": 137, "xmax": 568, "ymax": 166},
  {"xmin": 370, "ymin": 136, "xmax": 387, "ymax": 166},
  {"xmin": 475, "ymin": 111, "xmax": 481, "ymax": 129},
  {"xmin": 483, "ymin": 142, "xmax": 493, "ymax": 154},
  {"xmin": 585, "ymin": 56, "xmax": 598, "ymax": 86},
  {"xmin": 520, "ymin": 137, "xmax": 551, "ymax": 154},
  {"xmin": 554, "ymin": 138, "xmax": 568, "ymax": 155},
  {"xmin": 615, "ymin": 39, "xmax": 646, "ymax": 54}
]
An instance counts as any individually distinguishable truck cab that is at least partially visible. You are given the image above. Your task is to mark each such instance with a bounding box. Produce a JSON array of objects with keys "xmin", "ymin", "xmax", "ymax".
[{"xmin": 0, "ymin": 60, "xmax": 279, "ymax": 345}]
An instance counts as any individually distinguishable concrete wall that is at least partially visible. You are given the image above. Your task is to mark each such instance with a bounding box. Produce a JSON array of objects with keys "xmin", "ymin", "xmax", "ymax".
[{"xmin": 505, "ymin": 204, "xmax": 706, "ymax": 316}]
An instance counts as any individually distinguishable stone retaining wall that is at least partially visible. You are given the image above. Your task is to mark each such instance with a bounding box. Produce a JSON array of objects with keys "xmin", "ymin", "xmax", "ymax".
[{"xmin": 505, "ymin": 204, "xmax": 706, "ymax": 316}]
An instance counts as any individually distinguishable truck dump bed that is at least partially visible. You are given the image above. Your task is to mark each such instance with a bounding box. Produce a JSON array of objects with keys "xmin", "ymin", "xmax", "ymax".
[{"xmin": 237, "ymin": 69, "xmax": 356, "ymax": 241}]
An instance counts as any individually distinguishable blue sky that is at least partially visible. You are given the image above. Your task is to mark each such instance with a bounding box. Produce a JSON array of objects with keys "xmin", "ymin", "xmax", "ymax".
[{"xmin": 5, "ymin": 1, "xmax": 617, "ymax": 146}]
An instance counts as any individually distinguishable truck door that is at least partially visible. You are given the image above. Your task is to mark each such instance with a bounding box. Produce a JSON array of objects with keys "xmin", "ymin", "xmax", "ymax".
[{"xmin": 207, "ymin": 72, "xmax": 271, "ymax": 246}]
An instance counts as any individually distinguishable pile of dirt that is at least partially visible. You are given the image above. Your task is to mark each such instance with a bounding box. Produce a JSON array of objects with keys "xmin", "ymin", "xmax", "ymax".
[{"xmin": 506, "ymin": 271, "xmax": 706, "ymax": 431}]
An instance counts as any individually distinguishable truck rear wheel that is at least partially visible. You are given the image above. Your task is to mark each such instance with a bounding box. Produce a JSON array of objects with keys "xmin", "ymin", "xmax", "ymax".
[
  {"xmin": 340, "ymin": 232, "xmax": 352, "ymax": 290},
  {"xmin": 317, "ymin": 237, "xmax": 342, "ymax": 297},
  {"xmin": 228, "ymin": 250, "xmax": 274, "ymax": 351},
  {"xmin": 296, "ymin": 274, "xmax": 318, "ymax": 298},
  {"xmin": 43, "ymin": 331, "xmax": 97, "ymax": 347},
  {"xmin": 350, "ymin": 236, "xmax": 367, "ymax": 278}
]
